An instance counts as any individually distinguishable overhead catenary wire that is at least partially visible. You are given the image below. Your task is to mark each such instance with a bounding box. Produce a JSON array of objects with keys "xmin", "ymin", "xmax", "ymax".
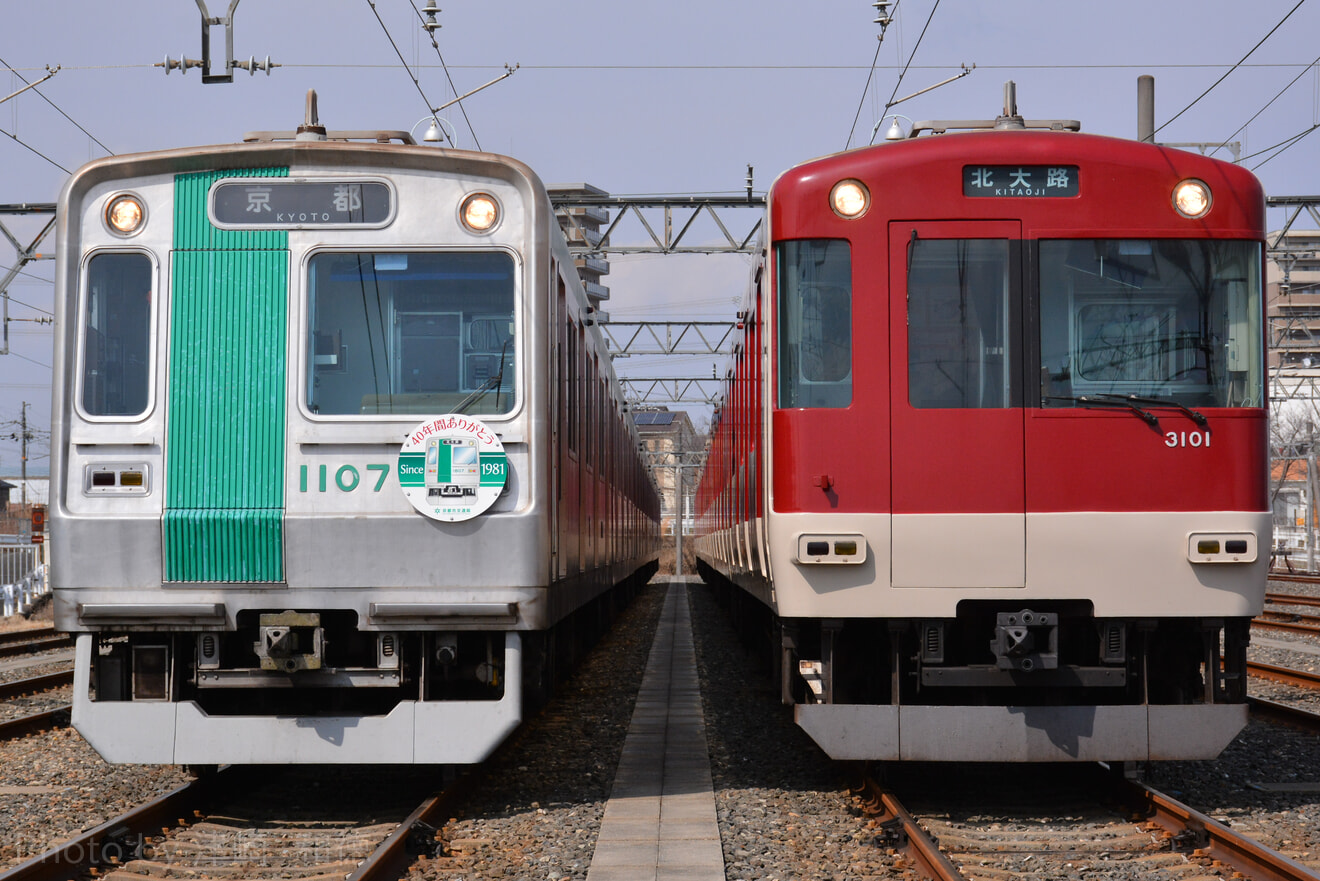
[
  {"xmin": 407, "ymin": 0, "xmax": 482, "ymax": 151},
  {"xmin": 844, "ymin": 0, "xmax": 902, "ymax": 150},
  {"xmin": 364, "ymin": 0, "xmax": 445, "ymax": 140},
  {"xmin": 1210, "ymin": 51, "xmax": 1320, "ymax": 158},
  {"xmin": 1249, "ymin": 122, "xmax": 1320, "ymax": 169},
  {"xmin": 882, "ymin": 0, "xmax": 941, "ymax": 112},
  {"xmin": 0, "ymin": 55, "xmax": 113, "ymax": 156},
  {"xmin": 1154, "ymin": 0, "xmax": 1309, "ymax": 136},
  {"xmin": 0, "ymin": 125, "xmax": 69, "ymax": 174},
  {"xmin": 5, "ymin": 351, "xmax": 49, "ymax": 370}
]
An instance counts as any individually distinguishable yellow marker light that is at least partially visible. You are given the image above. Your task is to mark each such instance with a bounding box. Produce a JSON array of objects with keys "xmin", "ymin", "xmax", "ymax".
[
  {"xmin": 830, "ymin": 179, "xmax": 870, "ymax": 219},
  {"xmin": 461, "ymin": 193, "xmax": 500, "ymax": 232},
  {"xmin": 105, "ymin": 194, "xmax": 146, "ymax": 235},
  {"xmin": 1173, "ymin": 179, "xmax": 1212, "ymax": 219}
]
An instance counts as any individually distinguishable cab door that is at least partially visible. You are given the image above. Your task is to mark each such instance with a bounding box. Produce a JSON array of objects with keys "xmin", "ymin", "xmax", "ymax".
[{"xmin": 889, "ymin": 221, "xmax": 1025, "ymax": 588}]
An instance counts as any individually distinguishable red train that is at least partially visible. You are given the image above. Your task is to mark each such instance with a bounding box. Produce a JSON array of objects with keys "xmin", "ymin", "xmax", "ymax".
[{"xmin": 695, "ymin": 91, "xmax": 1269, "ymax": 762}]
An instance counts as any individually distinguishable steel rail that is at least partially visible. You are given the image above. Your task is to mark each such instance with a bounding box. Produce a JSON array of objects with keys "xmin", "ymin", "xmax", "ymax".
[
  {"xmin": 1267, "ymin": 592, "xmax": 1320, "ymax": 609},
  {"xmin": 0, "ymin": 627, "xmax": 57, "ymax": 645},
  {"xmin": 857, "ymin": 776, "xmax": 965, "ymax": 881},
  {"xmin": 1130, "ymin": 780, "xmax": 1320, "ymax": 881},
  {"xmin": 0, "ymin": 635, "xmax": 74, "ymax": 659},
  {"xmin": 1250, "ymin": 696, "xmax": 1320, "ymax": 732},
  {"xmin": 1253, "ymin": 614, "xmax": 1320, "ymax": 636},
  {"xmin": 346, "ymin": 771, "xmax": 478, "ymax": 881},
  {"xmin": 0, "ymin": 769, "xmax": 249, "ymax": 881},
  {"xmin": 1249, "ymin": 660, "xmax": 1320, "ymax": 690},
  {"xmin": 0, "ymin": 670, "xmax": 73, "ymax": 701},
  {"xmin": 0, "ymin": 705, "xmax": 69, "ymax": 741},
  {"xmin": 1269, "ymin": 572, "xmax": 1320, "ymax": 585}
]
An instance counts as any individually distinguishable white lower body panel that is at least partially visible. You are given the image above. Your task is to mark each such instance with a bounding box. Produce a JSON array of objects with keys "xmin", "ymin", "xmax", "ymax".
[
  {"xmin": 795, "ymin": 702, "xmax": 1247, "ymax": 762},
  {"xmin": 71, "ymin": 634, "xmax": 522, "ymax": 764}
]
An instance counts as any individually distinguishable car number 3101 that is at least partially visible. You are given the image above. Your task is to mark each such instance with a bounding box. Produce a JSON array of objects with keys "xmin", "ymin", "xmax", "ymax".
[{"xmin": 1165, "ymin": 430, "xmax": 1211, "ymax": 448}]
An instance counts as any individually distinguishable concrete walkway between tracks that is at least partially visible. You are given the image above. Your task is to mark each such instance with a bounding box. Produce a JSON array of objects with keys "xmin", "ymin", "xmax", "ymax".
[{"xmin": 586, "ymin": 576, "xmax": 725, "ymax": 881}]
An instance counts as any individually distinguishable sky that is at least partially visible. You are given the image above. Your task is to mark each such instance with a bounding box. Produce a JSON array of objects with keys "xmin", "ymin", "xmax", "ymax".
[{"xmin": 2, "ymin": 0, "xmax": 1319, "ymax": 475}]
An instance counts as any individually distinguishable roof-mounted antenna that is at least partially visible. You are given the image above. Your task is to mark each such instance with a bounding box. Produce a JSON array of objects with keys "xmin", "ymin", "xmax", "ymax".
[
  {"xmin": 995, "ymin": 81, "xmax": 1026, "ymax": 130},
  {"xmin": 296, "ymin": 89, "xmax": 327, "ymax": 141}
]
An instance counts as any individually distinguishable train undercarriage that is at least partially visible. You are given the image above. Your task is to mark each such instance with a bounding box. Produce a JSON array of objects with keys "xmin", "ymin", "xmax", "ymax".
[{"xmin": 700, "ymin": 561, "xmax": 1252, "ymax": 762}]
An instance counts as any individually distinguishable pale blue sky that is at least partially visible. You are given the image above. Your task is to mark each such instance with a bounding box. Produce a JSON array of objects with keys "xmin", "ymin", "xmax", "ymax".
[{"xmin": 2, "ymin": 0, "xmax": 1318, "ymax": 472}]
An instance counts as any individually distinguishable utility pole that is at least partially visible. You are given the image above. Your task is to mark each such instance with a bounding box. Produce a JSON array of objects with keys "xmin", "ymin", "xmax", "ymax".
[
  {"xmin": 19, "ymin": 401, "xmax": 30, "ymax": 506},
  {"xmin": 1309, "ymin": 422, "xmax": 1317, "ymax": 573},
  {"xmin": 674, "ymin": 461, "xmax": 684, "ymax": 576}
]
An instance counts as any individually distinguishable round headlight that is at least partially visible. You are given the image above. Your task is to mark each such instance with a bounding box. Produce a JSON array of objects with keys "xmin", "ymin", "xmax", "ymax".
[
  {"xmin": 105, "ymin": 194, "xmax": 146, "ymax": 236},
  {"xmin": 830, "ymin": 179, "xmax": 870, "ymax": 219},
  {"xmin": 461, "ymin": 193, "xmax": 500, "ymax": 232},
  {"xmin": 1173, "ymin": 179, "xmax": 1212, "ymax": 219}
]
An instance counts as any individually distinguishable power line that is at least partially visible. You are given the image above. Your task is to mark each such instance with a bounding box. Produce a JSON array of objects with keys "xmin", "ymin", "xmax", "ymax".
[
  {"xmin": 1211, "ymin": 52, "xmax": 1320, "ymax": 158},
  {"xmin": 1155, "ymin": 0, "xmax": 1309, "ymax": 136},
  {"xmin": 0, "ymin": 263, "xmax": 54, "ymax": 289},
  {"xmin": 6, "ymin": 351, "xmax": 49, "ymax": 370},
  {"xmin": 0, "ymin": 124, "xmax": 69, "ymax": 174},
  {"xmin": 879, "ymin": 0, "xmax": 942, "ymax": 131},
  {"xmin": 1251, "ymin": 123, "xmax": 1320, "ymax": 170},
  {"xmin": 363, "ymin": 0, "xmax": 443, "ymax": 134},
  {"xmin": 407, "ymin": 0, "xmax": 482, "ymax": 150},
  {"xmin": 844, "ymin": 1, "xmax": 902, "ymax": 150},
  {"xmin": 0, "ymin": 285, "xmax": 54, "ymax": 317},
  {"xmin": 0, "ymin": 55, "xmax": 113, "ymax": 156}
]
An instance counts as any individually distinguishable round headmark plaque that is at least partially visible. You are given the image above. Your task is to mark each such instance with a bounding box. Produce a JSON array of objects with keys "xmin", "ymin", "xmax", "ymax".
[{"xmin": 397, "ymin": 415, "xmax": 508, "ymax": 522}]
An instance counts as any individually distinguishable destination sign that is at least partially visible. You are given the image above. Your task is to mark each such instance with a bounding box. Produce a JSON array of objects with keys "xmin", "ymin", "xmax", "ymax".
[
  {"xmin": 212, "ymin": 180, "xmax": 392, "ymax": 227},
  {"xmin": 963, "ymin": 165, "xmax": 1079, "ymax": 198}
]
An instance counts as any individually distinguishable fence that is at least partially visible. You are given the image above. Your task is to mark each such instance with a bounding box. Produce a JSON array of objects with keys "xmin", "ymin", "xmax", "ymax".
[{"xmin": 1, "ymin": 539, "xmax": 48, "ymax": 617}]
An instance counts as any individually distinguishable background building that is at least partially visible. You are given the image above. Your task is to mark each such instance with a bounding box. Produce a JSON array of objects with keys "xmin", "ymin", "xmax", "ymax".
[{"xmin": 633, "ymin": 408, "xmax": 699, "ymax": 536}]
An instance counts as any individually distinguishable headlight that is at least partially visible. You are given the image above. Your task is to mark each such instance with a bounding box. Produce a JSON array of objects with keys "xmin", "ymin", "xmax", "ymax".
[
  {"xmin": 830, "ymin": 179, "xmax": 869, "ymax": 219},
  {"xmin": 460, "ymin": 193, "xmax": 500, "ymax": 232},
  {"xmin": 105, "ymin": 193, "xmax": 146, "ymax": 236},
  {"xmin": 1173, "ymin": 179, "xmax": 1212, "ymax": 219}
]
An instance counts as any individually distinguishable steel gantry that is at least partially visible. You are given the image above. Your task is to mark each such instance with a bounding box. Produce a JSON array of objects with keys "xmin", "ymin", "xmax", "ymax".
[
  {"xmin": 601, "ymin": 320, "xmax": 739, "ymax": 358},
  {"xmin": 549, "ymin": 189, "xmax": 764, "ymax": 405},
  {"xmin": 0, "ymin": 203, "xmax": 56, "ymax": 356},
  {"xmin": 548, "ymin": 190, "xmax": 766, "ymax": 257},
  {"xmin": 1268, "ymin": 196, "xmax": 1320, "ymax": 249}
]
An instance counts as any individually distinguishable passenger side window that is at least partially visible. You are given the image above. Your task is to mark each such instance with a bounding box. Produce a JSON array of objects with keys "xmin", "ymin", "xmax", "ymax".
[{"xmin": 776, "ymin": 240, "xmax": 852, "ymax": 408}]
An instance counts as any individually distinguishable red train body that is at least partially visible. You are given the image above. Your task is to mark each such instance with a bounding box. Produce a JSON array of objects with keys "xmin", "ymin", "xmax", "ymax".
[{"xmin": 695, "ymin": 109, "xmax": 1269, "ymax": 763}]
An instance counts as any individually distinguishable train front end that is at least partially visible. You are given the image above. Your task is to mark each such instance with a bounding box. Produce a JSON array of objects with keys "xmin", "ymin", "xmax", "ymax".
[
  {"xmin": 51, "ymin": 138, "xmax": 557, "ymax": 764},
  {"xmin": 763, "ymin": 126, "xmax": 1269, "ymax": 762}
]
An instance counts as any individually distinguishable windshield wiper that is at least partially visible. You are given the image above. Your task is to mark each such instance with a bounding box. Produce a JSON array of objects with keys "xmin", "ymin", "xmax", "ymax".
[
  {"xmin": 1093, "ymin": 393, "xmax": 1207, "ymax": 427},
  {"xmin": 1043, "ymin": 395, "xmax": 1160, "ymax": 430},
  {"xmin": 454, "ymin": 341, "xmax": 511, "ymax": 415}
]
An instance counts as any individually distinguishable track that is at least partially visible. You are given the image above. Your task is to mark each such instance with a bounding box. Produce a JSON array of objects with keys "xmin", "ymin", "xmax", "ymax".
[
  {"xmin": 0, "ymin": 765, "xmax": 471, "ymax": 881},
  {"xmin": 861, "ymin": 765, "xmax": 1320, "ymax": 881},
  {"xmin": 1250, "ymin": 660, "xmax": 1320, "ymax": 691},
  {"xmin": 0, "ymin": 629, "xmax": 74, "ymax": 659}
]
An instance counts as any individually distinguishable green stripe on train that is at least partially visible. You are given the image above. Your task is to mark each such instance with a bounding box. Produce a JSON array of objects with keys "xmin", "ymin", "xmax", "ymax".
[{"xmin": 164, "ymin": 167, "xmax": 289, "ymax": 583}]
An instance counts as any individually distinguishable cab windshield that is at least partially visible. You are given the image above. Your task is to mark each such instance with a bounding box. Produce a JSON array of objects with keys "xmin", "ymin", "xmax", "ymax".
[
  {"xmin": 306, "ymin": 251, "xmax": 516, "ymax": 416},
  {"xmin": 1039, "ymin": 239, "xmax": 1262, "ymax": 408}
]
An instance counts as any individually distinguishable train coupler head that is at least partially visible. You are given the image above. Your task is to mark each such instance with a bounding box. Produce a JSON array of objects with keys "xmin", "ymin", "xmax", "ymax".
[
  {"xmin": 991, "ymin": 609, "xmax": 1058, "ymax": 672},
  {"xmin": 255, "ymin": 610, "xmax": 325, "ymax": 672}
]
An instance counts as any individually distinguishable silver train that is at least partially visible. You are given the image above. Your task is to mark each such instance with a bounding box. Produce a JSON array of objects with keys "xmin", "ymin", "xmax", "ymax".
[{"xmin": 50, "ymin": 108, "xmax": 660, "ymax": 764}]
